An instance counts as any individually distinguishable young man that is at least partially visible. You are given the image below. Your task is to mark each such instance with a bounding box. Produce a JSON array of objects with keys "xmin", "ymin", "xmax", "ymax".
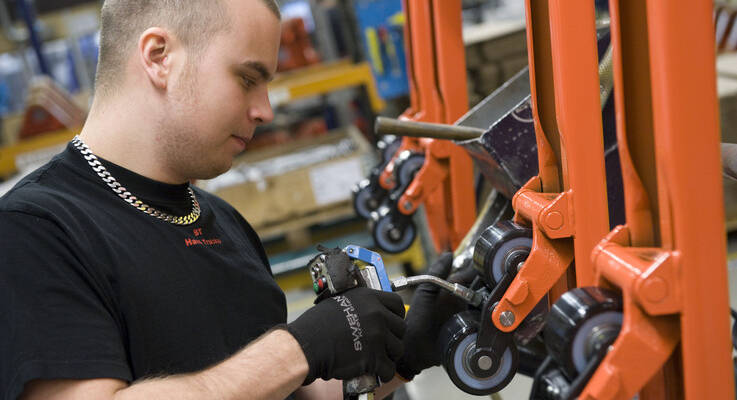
[{"xmin": 0, "ymin": 1, "xmax": 470, "ymax": 399}]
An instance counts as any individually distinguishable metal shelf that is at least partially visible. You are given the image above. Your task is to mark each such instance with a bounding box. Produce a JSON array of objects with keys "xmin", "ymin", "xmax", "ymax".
[{"xmin": 268, "ymin": 60, "xmax": 385, "ymax": 112}]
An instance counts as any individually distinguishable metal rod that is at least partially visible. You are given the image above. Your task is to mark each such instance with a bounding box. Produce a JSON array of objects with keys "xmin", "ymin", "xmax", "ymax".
[
  {"xmin": 391, "ymin": 274, "xmax": 483, "ymax": 307},
  {"xmin": 375, "ymin": 116, "xmax": 485, "ymax": 141}
]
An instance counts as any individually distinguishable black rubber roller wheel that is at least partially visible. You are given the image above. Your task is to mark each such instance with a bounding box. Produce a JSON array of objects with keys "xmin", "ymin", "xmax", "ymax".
[
  {"xmin": 378, "ymin": 135, "xmax": 402, "ymax": 165},
  {"xmin": 472, "ymin": 220, "xmax": 532, "ymax": 287},
  {"xmin": 353, "ymin": 179, "xmax": 382, "ymax": 220},
  {"xmin": 544, "ymin": 287, "xmax": 623, "ymax": 381},
  {"xmin": 370, "ymin": 207, "xmax": 417, "ymax": 254},
  {"xmin": 438, "ymin": 311, "xmax": 518, "ymax": 396},
  {"xmin": 392, "ymin": 151, "xmax": 425, "ymax": 189}
]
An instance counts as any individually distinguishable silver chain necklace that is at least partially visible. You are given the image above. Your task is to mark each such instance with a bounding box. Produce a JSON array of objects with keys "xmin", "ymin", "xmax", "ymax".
[{"xmin": 72, "ymin": 135, "xmax": 201, "ymax": 226}]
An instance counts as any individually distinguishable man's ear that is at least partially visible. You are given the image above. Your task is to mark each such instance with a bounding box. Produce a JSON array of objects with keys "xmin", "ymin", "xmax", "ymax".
[{"xmin": 138, "ymin": 27, "xmax": 176, "ymax": 90}]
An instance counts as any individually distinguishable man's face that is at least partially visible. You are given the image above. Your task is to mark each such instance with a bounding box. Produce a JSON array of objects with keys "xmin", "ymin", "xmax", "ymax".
[{"xmin": 159, "ymin": 0, "xmax": 280, "ymax": 181}]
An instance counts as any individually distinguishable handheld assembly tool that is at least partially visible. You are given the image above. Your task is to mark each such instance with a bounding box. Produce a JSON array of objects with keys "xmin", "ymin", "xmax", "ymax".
[{"xmin": 307, "ymin": 245, "xmax": 486, "ymax": 400}]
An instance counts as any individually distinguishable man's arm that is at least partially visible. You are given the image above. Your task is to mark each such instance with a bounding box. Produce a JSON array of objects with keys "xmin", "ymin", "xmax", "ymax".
[
  {"xmin": 21, "ymin": 329, "xmax": 307, "ymax": 400},
  {"xmin": 20, "ymin": 283, "xmax": 406, "ymax": 400}
]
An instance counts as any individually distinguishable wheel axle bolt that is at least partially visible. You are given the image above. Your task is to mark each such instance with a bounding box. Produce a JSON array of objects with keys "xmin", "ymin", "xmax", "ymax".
[
  {"xmin": 545, "ymin": 211, "xmax": 564, "ymax": 230},
  {"xmin": 499, "ymin": 311, "xmax": 515, "ymax": 327},
  {"xmin": 642, "ymin": 276, "xmax": 668, "ymax": 303},
  {"xmin": 389, "ymin": 228, "xmax": 401, "ymax": 241},
  {"xmin": 477, "ymin": 355, "xmax": 493, "ymax": 370}
]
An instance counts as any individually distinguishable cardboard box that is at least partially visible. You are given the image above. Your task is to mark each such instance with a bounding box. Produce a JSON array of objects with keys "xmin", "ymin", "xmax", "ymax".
[{"xmin": 201, "ymin": 127, "xmax": 372, "ymax": 230}]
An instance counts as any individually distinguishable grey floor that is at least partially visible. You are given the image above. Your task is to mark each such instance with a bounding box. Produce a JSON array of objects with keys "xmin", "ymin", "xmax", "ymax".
[{"xmin": 403, "ymin": 366, "xmax": 532, "ymax": 400}]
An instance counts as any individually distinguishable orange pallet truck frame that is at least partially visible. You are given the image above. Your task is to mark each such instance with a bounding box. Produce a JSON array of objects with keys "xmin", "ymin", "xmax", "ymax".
[
  {"xmin": 583, "ymin": 0, "xmax": 734, "ymax": 398},
  {"xmin": 371, "ymin": 0, "xmax": 476, "ymax": 254},
  {"xmin": 486, "ymin": 0, "xmax": 734, "ymax": 399},
  {"xmin": 490, "ymin": 0, "xmax": 612, "ymax": 337}
]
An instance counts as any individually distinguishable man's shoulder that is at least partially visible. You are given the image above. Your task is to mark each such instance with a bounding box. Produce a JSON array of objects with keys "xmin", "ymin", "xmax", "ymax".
[{"xmin": 0, "ymin": 157, "xmax": 87, "ymax": 217}]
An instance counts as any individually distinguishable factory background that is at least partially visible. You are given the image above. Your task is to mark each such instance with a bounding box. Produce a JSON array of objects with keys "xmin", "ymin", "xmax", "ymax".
[{"xmin": 2, "ymin": 0, "xmax": 736, "ymax": 399}]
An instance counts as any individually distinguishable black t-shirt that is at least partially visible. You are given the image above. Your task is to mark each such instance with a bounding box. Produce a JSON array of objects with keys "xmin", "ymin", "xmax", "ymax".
[{"xmin": 0, "ymin": 143, "xmax": 289, "ymax": 400}]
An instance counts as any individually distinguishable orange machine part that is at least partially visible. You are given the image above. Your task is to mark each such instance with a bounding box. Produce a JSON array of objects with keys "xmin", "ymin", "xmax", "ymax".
[
  {"xmin": 648, "ymin": 1, "xmax": 733, "ymax": 394},
  {"xmin": 378, "ymin": 0, "xmax": 444, "ymax": 192},
  {"xmin": 398, "ymin": 138, "xmax": 476, "ymax": 249},
  {"xmin": 379, "ymin": 0, "xmax": 475, "ymax": 252},
  {"xmin": 494, "ymin": 0, "xmax": 610, "ymax": 331},
  {"xmin": 585, "ymin": 227, "xmax": 681, "ymax": 400},
  {"xmin": 546, "ymin": 0, "xmax": 610, "ymax": 287},
  {"xmin": 518, "ymin": 0, "xmax": 569, "ymax": 305},
  {"xmin": 580, "ymin": 0, "xmax": 735, "ymax": 398}
]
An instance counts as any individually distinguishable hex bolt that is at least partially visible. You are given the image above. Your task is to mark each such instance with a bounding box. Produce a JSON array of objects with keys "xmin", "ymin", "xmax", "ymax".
[
  {"xmin": 403, "ymin": 200, "xmax": 413, "ymax": 211},
  {"xmin": 545, "ymin": 211, "xmax": 564, "ymax": 230},
  {"xmin": 499, "ymin": 311, "xmax": 515, "ymax": 327},
  {"xmin": 477, "ymin": 355, "xmax": 493, "ymax": 371},
  {"xmin": 642, "ymin": 276, "xmax": 668, "ymax": 303}
]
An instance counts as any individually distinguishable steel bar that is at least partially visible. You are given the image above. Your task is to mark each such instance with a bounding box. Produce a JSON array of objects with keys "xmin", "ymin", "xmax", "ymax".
[{"xmin": 375, "ymin": 116, "xmax": 484, "ymax": 141}]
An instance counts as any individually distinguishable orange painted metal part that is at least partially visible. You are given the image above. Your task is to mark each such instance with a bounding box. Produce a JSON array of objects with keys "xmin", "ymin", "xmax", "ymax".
[
  {"xmin": 398, "ymin": 138, "xmax": 476, "ymax": 249},
  {"xmin": 583, "ymin": 226, "xmax": 681, "ymax": 400},
  {"xmin": 521, "ymin": 0, "xmax": 572, "ymax": 307},
  {"xmin": 522, "ymin": 0, "xmax": 562, "ymax": 195},
  {"xmin": 401, "ymin": 0, "xmax": 443, "ymax": 123},
  {"xmin": 378, "ymin": 138, "xmax": 424, "ymax": 190},
  {"xmin": 606, "ymin": 0, "xmax": 658, "ymax": 249},
  {"xmin": 378, "ymin": 0, "xmax": 442, "ymax": 191},
  {"xmin": 546, "ymin": 0, "xmax": 610, "ymax": 287},
  {"xmin": 493, "ymin": 0, "xmax": 610, "ymax": 332},
  {"xmin": 578, "ymin": 0, "xmax": 735, "ymax": 398},
  {"xmin": 429, "ymin": 0, "xmax": 468, "ymax": 124},
  {"xmin": 378, "ymin": 0, "xmax": 476, "ymax": 252},
  {"xmin": 495, "ymin": 177, "xmax": 574, "ymax": 333},
  {"xmin": 646, "ymin": 1, "xmax": 733, "ymax": 395}
]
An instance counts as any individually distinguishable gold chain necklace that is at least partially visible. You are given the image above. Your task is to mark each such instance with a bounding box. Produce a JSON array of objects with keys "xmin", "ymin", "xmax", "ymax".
[{"xmin": 72, "ymin": 136, "xmax": 201, "ymax": 225}]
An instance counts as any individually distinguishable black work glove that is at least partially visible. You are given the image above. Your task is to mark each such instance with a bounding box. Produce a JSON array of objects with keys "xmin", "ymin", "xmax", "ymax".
[
  {"xmin": 395, "ymin": 252, "xmax": 478, "ymax": 381},
  {"xmin": 286, "ymin": 287, "xmax": 406, "ymax": 385},
  {"xmin": 310, "ymin": 245, "xmax": 365, "ymax": 303}
]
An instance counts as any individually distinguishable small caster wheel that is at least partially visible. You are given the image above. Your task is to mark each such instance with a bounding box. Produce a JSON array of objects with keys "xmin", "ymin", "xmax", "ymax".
[
  {"xmin": 392, "ymin": 151, "xmax": 425, "ymax": 189},
  {"xmin": 438, "ymin": 311, "xmax": 518, "ymax": 395},
  {"xmin": 378, "ymin": 135, "xmax": 402, "ymax": 164},
  {"xmin": 353, "ymin": 179, "xmax": 385, "ymax": 219},
  {"xmin": 371, "ymin": 208, "xmax": 416, "ymax": 254},
  {"xmin": 544, "ymin": 287, "xmax": 623, "ymax": 381},
  {"xmin": 472, "ymin": 220, "xmax": 532, "ymax": 287}
]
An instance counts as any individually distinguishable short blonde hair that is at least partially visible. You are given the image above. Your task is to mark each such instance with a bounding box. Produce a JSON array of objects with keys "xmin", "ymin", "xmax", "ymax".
[{"xmin": 95, "ymin": 0, "xmax": 280, "ymax": 96}]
